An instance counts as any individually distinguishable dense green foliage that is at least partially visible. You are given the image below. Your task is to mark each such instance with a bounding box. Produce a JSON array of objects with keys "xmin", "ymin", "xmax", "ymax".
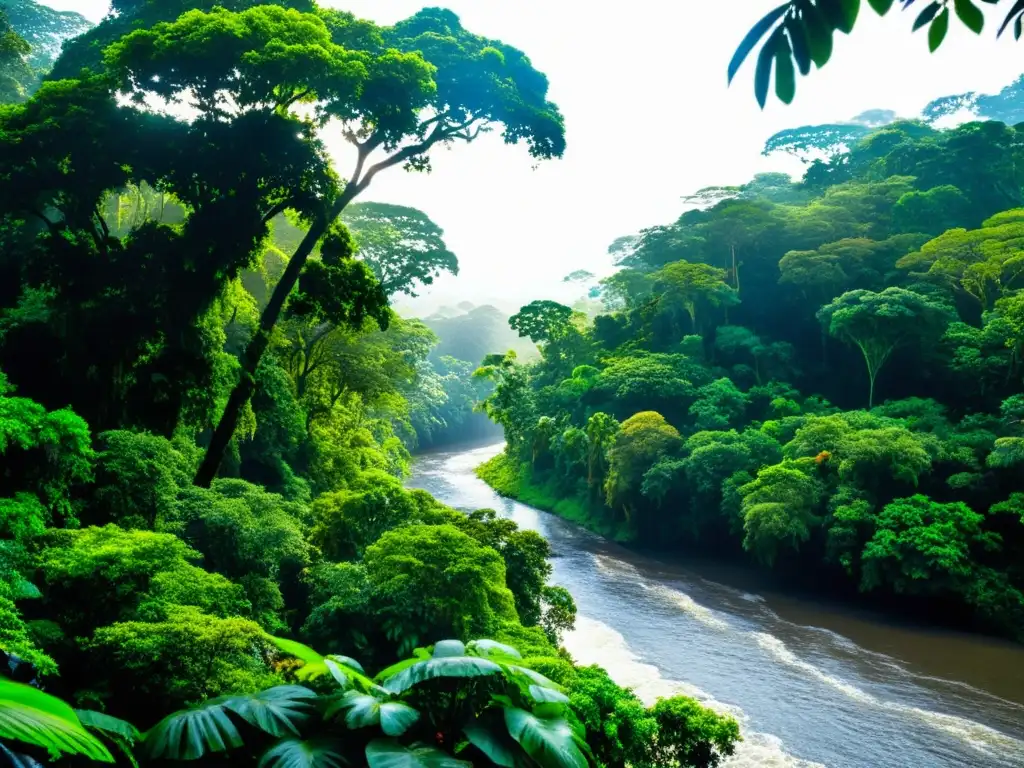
[
  {"xmin": 479, "ymin": 116, "xmax": 1024, "ymax": 640},
  {"xmin": 0, "ymin": 3, "xmax": 738, "ymax": 767}
]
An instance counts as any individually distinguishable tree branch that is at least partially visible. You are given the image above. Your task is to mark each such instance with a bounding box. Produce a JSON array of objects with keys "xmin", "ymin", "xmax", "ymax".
[{"xmin": 260, "ymin": 200, "xmax": 290, "ymax": 226}]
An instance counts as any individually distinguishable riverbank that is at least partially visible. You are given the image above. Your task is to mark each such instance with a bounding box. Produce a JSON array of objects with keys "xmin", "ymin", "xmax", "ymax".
[
  {"xmin": 475, "ymin": 451, "xmax": 1024, "ymax": 646},
  {"xmin": 417, "ymin": 443, "xmax": 1024, "ymax": 767},
  {"xmin": 475, "ymin": 452, "xmax": 633, "ymax": 541}
]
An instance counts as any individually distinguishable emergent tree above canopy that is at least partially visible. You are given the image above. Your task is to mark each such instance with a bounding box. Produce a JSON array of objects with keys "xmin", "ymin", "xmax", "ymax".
[{"xmin": 98, "ymin": 3, "xmax": 566, "ymax": 486}]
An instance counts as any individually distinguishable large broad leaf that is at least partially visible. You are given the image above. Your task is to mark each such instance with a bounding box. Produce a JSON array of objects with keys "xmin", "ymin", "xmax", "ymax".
[
  {"xmin": 145, "ymin": 687, "xmax": 316, "ymax": 760},
  {"xmin": 467, "ymin": 640, "xmax": 522, "ymax": 660},
  {"xmin": 143, "ymin": 697, "xmax": 245, "ymax": 760},
  {"xmin": 463, "ymin": 723, "xmax": 530, "ymax": 768},
  {"xmin": 75, "ymin": 710, "xmax": 141, "ymax": 745},
  {"xmin": 330, "ymin": 692, "xmax": 419, "ymax": 737},
  {"xmin": 381, "ymin": 656, "xmax": 503, "ymax": 695},
  {"xmin": 364, "ymin": 739, "xmax": 469, "ymax": 768},
  {"xmin": 503, "ymin": 708, "xmax": 587, "ymax": 768},
  {"xmin": 430, "ymin": 641, "xmax": 466, "ymax": 658},
  {"xmin": 0, "ymin": 679, "xmax": 112, "ymax": 762},
  {"xmin": 222, "ymin": 686, "xmax": 316, "ymax": 737},
  {"xmin": 527, "ymin": 686, "xmax": 568, "ymax": 705},
  {"xmin": 258, "ymin": 738, "xmax": 348, "ymax": 768}
]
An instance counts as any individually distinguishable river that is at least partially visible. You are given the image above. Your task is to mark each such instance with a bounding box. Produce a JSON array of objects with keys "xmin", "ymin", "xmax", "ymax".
[{"xmin": 408, "ymin": 443, "xmax": 1024, "ymax": 768}]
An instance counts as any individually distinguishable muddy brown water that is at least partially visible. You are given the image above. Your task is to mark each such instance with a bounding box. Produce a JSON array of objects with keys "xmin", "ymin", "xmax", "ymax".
[{"xmin": 409, "ymin": 443, "xmax": 1024, "ymax": 768}]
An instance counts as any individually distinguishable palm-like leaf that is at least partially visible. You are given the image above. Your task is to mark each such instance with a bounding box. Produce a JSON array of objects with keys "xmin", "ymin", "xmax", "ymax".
[
  {"xmin": 503, "ymin": 708, "xmax": 587, "ymax": 768},
  {"xmin": 143, "ymin": 697, "xmax": 244, "ymax": 761},
  {"xmin": 75, "ymin": 710, "xmax": 141, "ymax": 745},
  {"xmin": 0, "ymin": 679, "xmax": 112, "ymax": 762},
  {"xmin": 364, "ymin": 739, "xmax": 469, "ymax": 768},
  {"xmin": 329, "ymin": 692, "xmax": 419, "ymax": 737},
  {"xmin": 144, "ymin": 686, "xmax": 316, "ymax": 761},
  {"xmin": 258, "ymin": 738, "xmax": 348, "ymax": 768},
  {"xmin": 223, "ymin": 686, "xmax": 316, "ymax": 737}
]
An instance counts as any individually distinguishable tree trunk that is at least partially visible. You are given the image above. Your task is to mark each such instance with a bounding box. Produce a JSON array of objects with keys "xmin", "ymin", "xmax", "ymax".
[{"xmin": 194, "ymin": 189, "xmax": 354, "ymax": 487}]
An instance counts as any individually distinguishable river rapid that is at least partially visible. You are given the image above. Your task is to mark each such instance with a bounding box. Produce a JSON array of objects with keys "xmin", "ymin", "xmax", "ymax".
[{"xmin": 408, "ymin": 443, "xmax": 1024, "ymax": 768}]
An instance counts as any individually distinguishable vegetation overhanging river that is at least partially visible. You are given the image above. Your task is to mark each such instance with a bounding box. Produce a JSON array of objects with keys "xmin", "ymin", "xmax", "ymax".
[{"xmin": 409, "ymin": 443, "xmax": 1024, "ymax": 768}]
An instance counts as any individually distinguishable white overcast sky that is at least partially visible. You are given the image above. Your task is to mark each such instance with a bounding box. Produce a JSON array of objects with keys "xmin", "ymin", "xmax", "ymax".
[{"xmin": 53, "ymin": 1, "xmax": 1024, "ymax": 315}]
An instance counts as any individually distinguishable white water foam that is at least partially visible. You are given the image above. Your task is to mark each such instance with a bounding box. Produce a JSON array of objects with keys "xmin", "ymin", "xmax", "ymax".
[
  {"xmin": 752, "ymin": 632, "xmax": 1024, "ymax": 758},
  {"xmin": 592, "ymin": 554, "xmax": 1024, "ymax": 760},
  {"xmin": 563, "ymin": 615, "xmax": 826, "ymax": 768},
  {"xmin": 595, "ymin": 554, "xmax": 733, "ymax": 631}
]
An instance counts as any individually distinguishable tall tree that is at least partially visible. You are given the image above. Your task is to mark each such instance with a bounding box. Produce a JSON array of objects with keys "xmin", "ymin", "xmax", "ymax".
[
  {"xmin": 105, "ymin": 5, "xmax": 568, "ymax": 485},
  {"xmin": 341, "ymin": 202, "xmax": 458, "ymax": 297},
  {"xmin": 817, "ymin": 287, "xmax": 954, "ymax": 408}
]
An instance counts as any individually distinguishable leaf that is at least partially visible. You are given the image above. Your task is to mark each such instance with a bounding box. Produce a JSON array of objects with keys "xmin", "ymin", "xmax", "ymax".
[
  {"xmin": 754, "ymin": 29, "xmax": 777, "ymax": 108},
  {"xmin": 381, "ymin": 656, "xmax": 503, "ymax": 695},
  {"xmin": 142, "ymin": 697, "xmax": 244, "ymax": 760},
  {"xmin": 503, "ymin": 709, "xmax": 587, "ymax": 768},
  {"xmin": 326, "ymin": 655, "xmax": 365, "ymax": 675},
  {"xmin": 222, "ymin": 686, "xmax": 316, "ymax": 738},
  {"xmin": 365, "ymin": 739, "xmax": 469, "ymax": 768},
  {"xmin": 728, "ymin": 2, "xmax": 791, "ymax": 83},
  {"xmin": 998, "ymin": 0, "xmax": 1024, "ymax": 36},
  {"xmin": 929, "ymin": 7, "xmax": 950, "ymax": 50},
  {"xmin": 267, "ymin": 636, "xmax": 325, "ymax": 667},
  {"xmin": 0, "ymin": 679, "xmax": 113, "ymax": 763},
  {"xmin": 867, "ymin": 0, "xmax": 896, "ymax": 12},
  {"xmin": 322, "ymin": 659, "xmax": 380, "ymax": 693},
  {"xmin": 267, "ymin": 636, "xmax": 331, "ymax": 681},
  {"xmin": 505, "ymin": 666, "xmax": 561, "ymax": 691},
  {"xmin": 912, "ymin": 1, "xmax": 941, "ymax": 30},
  {"xmin": 332, "ymin": 692, "xmax": 419, "ymax": 737},
  {"xmin": 837, "ymin": 0, "xmax": 862, "ymax": 32},
  {"xmin": 804, "ymin": 4, "xmax": 835, "ymax": 67},
  {"xmin": 431, "ymin": 640, "xmax": 466, "ymax": 658},
  {"xmin": 528, "ymin": 686, "xmax": 569, "ymax": 705},
  {"xmin": 258, "ymin": 738, "xmax": 348, "ymax": 768},
  {"xmin": 467, "ymin": 640, "xmax": 522, "ymax": 660},
  {"xmin": 74, "ymin": 710, "xmax": 141, "ymax": 744},
  {"xmin": 819, "ymin": 0, "xmax": 858, "ymax": 32},
  {"xmin": 786, "ymin": 20, "xmax": 812, "ymax": 75},
  {"xmin": 954, "ymin": 0, "xmax": 984, "ymax": 32},
  {"xmin": 774, "ymin": 34, "xmax": 796, "ymax": 104},
  {"xmin": 463, "ymin": 724, "xmax": 528, "ymax": 768},
  {"xmin": 1016, "ymin": 13, "xmax": 1023, "ymax": 38}
]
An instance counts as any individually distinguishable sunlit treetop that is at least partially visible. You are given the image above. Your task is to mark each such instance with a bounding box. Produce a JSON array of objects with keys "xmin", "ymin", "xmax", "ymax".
[{"xmin": 103, "ymin": 4, "xmax": 564, "ymax": 166}]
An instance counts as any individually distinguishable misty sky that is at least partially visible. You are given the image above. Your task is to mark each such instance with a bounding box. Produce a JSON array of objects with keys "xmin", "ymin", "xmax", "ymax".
[{"xmin": 55, "ymin": 0, "xmax": 1024, "ymax": 315}]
